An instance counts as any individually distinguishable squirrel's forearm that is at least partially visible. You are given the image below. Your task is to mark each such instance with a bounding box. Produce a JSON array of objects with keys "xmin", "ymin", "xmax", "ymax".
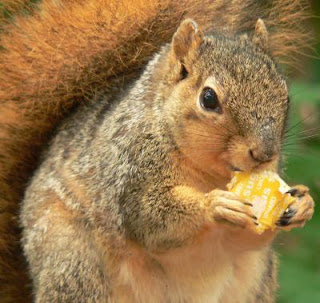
[{"xmin": 125, "ymin": 184, "xmax": 210, "ymax": 252}]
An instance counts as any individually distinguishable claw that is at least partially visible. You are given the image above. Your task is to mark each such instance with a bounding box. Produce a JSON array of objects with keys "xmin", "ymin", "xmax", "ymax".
[
  {"xmin": 276, "ymin": 217, "xmax": 290, "ymax": 227},
  {"xmin": 276, "ymin": 207, "xmax": 297, "ymax": 226},
  {"xmin": 244, "ymin": 202, "xmax": 253, "ymax": 207},
  {"xmin": 276, "ymin": 207, "xmax": 296, "ymax": 226},
  {"xmin": 277, "ymin": 185, "xmax": 314, "ymax": 229},
  {"xmin": 286, "ymin": 185, "xmax": 309, "ymax": 198},
  {"xmin": 287, "ymin": 188, "xmax": 298, "ymax": 196},
  {"xmin": 280, "ymin": 207, "xmax": 296, "ymax": 219}
]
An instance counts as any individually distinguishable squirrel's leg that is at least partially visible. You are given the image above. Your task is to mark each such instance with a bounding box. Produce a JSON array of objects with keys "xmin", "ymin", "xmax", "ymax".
[
  {"xmin": 126, "ymin": 185, "xmax": 260, "ymax": 251},
  {"xmin": 127, "ymin": 185, "xmax": 212, "ymax": 251},
  {"xmin": 277, "ymin": 185, "xmax": 314, "ymax": 228},
  {"xmin": 22, "ymin": 198, "xmax": 108, "ymax": 303}
]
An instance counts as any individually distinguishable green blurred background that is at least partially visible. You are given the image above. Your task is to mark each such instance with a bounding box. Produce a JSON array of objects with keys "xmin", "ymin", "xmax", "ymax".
[
  {"xmin": 276, "ymin": 1, "xmax": 320, "ymax": 301},
  {"xmin": 0, "ymin": 0, "xmax": 319, "ymax": 302}
]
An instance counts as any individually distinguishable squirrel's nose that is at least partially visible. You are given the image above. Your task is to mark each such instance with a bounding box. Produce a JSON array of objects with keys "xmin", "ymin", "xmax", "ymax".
[{"xmin": 249, "ymin": 147, "xmax": 275, "ymax": 163}]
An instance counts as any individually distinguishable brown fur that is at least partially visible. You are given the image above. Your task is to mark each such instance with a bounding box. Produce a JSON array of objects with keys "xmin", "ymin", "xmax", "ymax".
[
  {"xmin": 0, "ymin": 0, "xmax": 314, "ymax": 302},
  {"xmin": 20, "ymin": 17, "xmax": 314, "ymax": 302},
  {"xmin": 0, "ymin": 0, "xmax": 31, "ymax": 26}
]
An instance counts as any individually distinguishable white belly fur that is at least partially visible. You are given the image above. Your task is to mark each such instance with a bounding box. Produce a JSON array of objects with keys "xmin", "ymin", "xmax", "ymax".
[{"xmin": 113, "ymin": 228, "xmax": 266, "ymax": 303}]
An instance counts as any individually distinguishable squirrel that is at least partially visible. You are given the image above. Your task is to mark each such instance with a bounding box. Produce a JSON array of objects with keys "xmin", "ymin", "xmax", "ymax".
[
  {"xmin": 0, "ymin": 0, "xmax": 315, "ymax": 302},
  {"xmin": 20, "ymin": 12, "xmax": 316, "ymax": 303}
]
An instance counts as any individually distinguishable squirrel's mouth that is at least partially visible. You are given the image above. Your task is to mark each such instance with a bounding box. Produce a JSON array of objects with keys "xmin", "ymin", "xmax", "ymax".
[
  {"xmin": 227, "ymin": 158, "xmax": 278, "ymax": 174},
  {"xmin": 230, "ymin": 166, "xmax": 242, "ymax": 172}
]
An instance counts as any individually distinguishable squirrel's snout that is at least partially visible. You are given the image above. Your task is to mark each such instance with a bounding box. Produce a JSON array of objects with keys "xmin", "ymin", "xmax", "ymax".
[
  {"xmin": 227, "ymin": 135, "xmax": 279, "ymax": 173},
  {"xmin": 248, "ymin": 146, "xmax": 275, "ymax": 163}
]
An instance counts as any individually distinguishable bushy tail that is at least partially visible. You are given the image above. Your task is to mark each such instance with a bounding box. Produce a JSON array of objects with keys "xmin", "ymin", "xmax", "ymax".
[{"xmin": 0, "ymin": 0, "xmax": 313, "ymax": 301}]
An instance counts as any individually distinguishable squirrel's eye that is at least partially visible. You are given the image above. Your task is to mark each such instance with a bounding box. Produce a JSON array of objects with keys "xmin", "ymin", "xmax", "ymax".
[{"xmin": 199, "ymin": 87, "xmax": 221, "ymax": 113}]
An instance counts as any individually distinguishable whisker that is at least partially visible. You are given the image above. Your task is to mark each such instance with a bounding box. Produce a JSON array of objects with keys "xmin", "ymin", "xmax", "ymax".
[
  {"xmin": 297, "ymin": 133, "xmax": 320, "ymax": 140},
  {"xmin": 285, "ymin": 112, "xmax": 315, "ymax": 135},
  {"xmin": 283, "ymin": 128, "xmax": 320, "ymax": 140}
]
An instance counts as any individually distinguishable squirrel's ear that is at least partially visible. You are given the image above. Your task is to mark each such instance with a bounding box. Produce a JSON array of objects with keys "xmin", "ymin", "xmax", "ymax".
[
  {"xmin": 252, "ymin": 19, "xmax": 269, "ymax": 50},
  {"xmin": 171, "ymin": 19, "xmax": 203, "ymax": 62}
]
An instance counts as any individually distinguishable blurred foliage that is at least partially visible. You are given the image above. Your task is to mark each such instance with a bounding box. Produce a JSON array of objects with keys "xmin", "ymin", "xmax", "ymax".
[
  {"xmin": 270, "ymin": 0, "xmax": 320, "ymax": 303},
  {"xmin": 277, "ymin": 81, "xmax": 320, "ymax": 303},
  {"xmin": 276, "ymin": 0, "xmax": 320, "ymax": 298},
  {"xmin": 275, "ymin": 2, "xmax": 320, "ymax": 302}
]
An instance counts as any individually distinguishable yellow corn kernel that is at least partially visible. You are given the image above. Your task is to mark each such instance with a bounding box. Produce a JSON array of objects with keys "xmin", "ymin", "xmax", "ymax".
[{"xmin": 227, "ymin": 171, "xmax": 296, "ymax": 234}]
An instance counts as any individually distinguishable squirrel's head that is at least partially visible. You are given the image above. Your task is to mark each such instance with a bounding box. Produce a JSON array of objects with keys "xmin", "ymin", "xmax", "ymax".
[{"xmin": 160, "ymin": 19, "xmax": 289, "ymax": 180}]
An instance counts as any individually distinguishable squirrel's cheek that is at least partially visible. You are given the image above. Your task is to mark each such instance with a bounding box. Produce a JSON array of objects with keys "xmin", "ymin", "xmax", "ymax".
[{"xmin": 224, "ymin": 137, "xmax": 255, "ymax": 171}]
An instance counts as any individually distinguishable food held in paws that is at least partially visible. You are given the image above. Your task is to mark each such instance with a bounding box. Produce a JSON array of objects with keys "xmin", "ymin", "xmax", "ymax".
[{"xmin": 227, "ymin": 171, "xmax": 296, "ymax": 234}]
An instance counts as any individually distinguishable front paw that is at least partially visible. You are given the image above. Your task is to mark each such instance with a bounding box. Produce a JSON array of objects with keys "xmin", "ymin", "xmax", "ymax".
[
  {"xmin": 277, "ymin": 185, "xmax": 314, "ymax": 229},
  {"xmin": 207, "ymin": 189, "xmax": 257, "ymax": 229}
]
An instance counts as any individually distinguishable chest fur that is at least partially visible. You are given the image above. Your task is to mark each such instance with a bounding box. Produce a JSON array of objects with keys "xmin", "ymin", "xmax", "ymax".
[{"xmin": 108, "ymin": 229, "xmax": 266, "ymax": 303}]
